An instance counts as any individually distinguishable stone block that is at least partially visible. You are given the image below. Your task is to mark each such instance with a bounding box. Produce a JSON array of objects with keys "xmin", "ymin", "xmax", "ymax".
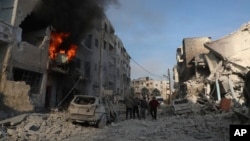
[
  {"xmin": 24, "ymin": 121, "xmax": 40, "ymax": 131},
  {"xmin": 7, "ymin": 129, "xmax": 18, "ymax": 136}
]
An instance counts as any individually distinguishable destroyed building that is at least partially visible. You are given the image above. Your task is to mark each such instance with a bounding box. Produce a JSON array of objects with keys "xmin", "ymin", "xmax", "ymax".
[
  {"xmin": 173, "ymin": 22, "xmax": 250, "ymax": 112},
  {"xmin": 0, "ymin": 0, "xmax": 48, "ymax": 113},
  {"xmin": 0, "ymin": 0, "xmax": 130, "ymax": 117}
]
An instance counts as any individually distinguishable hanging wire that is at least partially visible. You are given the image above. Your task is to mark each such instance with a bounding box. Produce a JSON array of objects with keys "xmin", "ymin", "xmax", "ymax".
[{"xmin": 130, "ymin": 57, "xmax": 163, "ymax": 78}]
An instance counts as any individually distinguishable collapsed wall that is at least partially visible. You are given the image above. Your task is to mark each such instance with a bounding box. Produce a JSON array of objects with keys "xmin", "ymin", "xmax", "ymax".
[
  {"xmin": 0, "ymin": 0, "xmax": 49, "ymax": 114},
  {"xmin": 204, "ymin": 22, "xmax": 250, "ymax": 107},
  {"xmin": 175, "ymin": 37, "xmax": 211, "ymax": 98},
  {"xmin": 2, "ymin": 81, "xmax": 34, "ymax": 112},
  {"xmin": 174, "ymin": 22, "xmax": 250, "ymax": 111}
]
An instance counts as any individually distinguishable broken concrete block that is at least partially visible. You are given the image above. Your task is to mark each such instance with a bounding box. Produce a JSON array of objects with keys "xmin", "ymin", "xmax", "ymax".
[
  {"xmin": 41, "ymin": 121, "xmax": 47, "ymax": 126},
  {"xmin": 24, "ymin": 122, "xmax": 33, "ymax": 131},
  {"xmin": 53, "ymin": 128, "xmax": 62, "ymax": 135},
  {"xmin": 17, "ymin": 130, "xmax": 28, "ymax": 139},
  {"xmin": 3, "ymin": 81, "xmax": 34, "ymax": 112},
  {"xmin": 29, "ymin": 114, "xmax": 48, "ymax": 123},
  {"xmin": 7, "ymin": 129, "xmax": 18, "ymax": 136},
  {"xmin": 24, "ymin": 121, "xmax": 40, "ymax": 131},
  {"xmin": 27, "ymin": 134, "xmax": 39, "ymax": 141},
  {"xmin": 0, "ymin": 114, "xmax": 28, "ymax": 126}
]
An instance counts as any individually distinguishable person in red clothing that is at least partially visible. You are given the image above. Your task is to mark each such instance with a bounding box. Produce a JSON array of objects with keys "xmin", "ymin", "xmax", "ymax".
[{"xmin": 149, "ymin": 96, "xmax": 160, "ymax": 120}]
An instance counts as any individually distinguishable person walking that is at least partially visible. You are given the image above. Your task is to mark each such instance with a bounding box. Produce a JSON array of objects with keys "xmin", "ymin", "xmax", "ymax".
[
  {"xmin": 125, "ymin": 95, "xmax": 134, "ymax": 120},
  {"xmin": 140, "ymin": 97, "xmax": 148, "ymax": 119},
  {"xmin": 133, "ymin": 97, "xmax": 140, "ymax": 119},
  {"xmin": 149, "ymin": 96, "xmax": 160, "ymax": 120}
]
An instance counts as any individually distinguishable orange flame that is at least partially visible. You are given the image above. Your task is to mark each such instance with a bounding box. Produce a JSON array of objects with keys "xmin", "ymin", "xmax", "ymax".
[
  {"xmin": 49, "ymin": 32, "xmax": 77, "ymax": 61},
  {"xmin": 67, "ymin": 44, "xmax": 77, "ymax": 61}
]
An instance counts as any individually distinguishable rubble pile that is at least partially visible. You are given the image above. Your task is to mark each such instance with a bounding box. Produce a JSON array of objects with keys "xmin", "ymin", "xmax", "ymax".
[
  {"xmin": 174, "ymin": 23, "xmax": 250, "ymax": 116},
  {"xmin": 0, "ymin": 106, "xmax": 249, "ymax": 141},
  {"xmin": 0, "ymin": 112, "xmax": 100, "ymax": 141},
  {"xmin": 2, "ymin": 81, "xmax": 34, "ymax": 112},
  {"xmin": 66, "ymin": 112, "xmax": 242, "ymax": 141}
]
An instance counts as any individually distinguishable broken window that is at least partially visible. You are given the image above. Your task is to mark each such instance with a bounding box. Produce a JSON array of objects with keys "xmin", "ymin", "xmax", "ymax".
[
  {"xmin": 13, "ymin": 67, "xmax": 43, "ymax": 94},
  {"xmin": 84, "ymin": 62, "xmax": 90, "ymax": 78},
  {"xmin": 109, "ymin": 44, "xmax": 114, "ymax": 50},
  {"xmin": 20, "ymin": 13, "xmax": 49, "ymax": 46},
  {"xmin": 84, "ymin": 34, "xmax": 92, "ymax": 49},
  {"xmin": 104, "ymin": 23, "xmax": 108, "ymax": 32},
  {"xmin": 103, "ymin": 41, "xmax": 106, "ymax": 50}
]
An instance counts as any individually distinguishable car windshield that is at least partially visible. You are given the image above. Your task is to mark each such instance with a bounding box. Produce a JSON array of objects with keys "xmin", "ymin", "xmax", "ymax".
[{"xmin": 74, "ymin": 96, "xmax": 96, "ymax": 105}]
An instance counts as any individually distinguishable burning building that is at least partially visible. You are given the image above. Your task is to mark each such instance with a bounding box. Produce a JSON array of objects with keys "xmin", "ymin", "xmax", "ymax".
[{"xmin": 0, "ymin": 0, "xmax": 130, "ymax": 117}]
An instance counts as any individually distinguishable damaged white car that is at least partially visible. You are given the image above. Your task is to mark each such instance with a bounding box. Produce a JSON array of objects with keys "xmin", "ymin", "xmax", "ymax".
[{"xmin": 68, "ymin": 95, "xmax": 118, "ymax": 128}]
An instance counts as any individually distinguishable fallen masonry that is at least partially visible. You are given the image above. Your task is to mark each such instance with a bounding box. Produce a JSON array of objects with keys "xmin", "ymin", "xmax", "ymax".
[
  {"xmin": 173, "ymin": 23, "xmax": 250, "ymax": 119},
  {"xmin": 0, "ymin": 106, "xmax": 249, "ymax": 141}
]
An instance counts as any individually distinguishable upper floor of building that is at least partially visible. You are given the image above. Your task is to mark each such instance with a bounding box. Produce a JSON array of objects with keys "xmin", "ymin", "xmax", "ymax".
[{"xmin": 131, "ymin": 77, "xmax": 169, "ymax": 93}]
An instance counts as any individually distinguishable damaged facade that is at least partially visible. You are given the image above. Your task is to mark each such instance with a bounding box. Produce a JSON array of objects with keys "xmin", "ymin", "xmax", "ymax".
[
  {"xmin": 0, "ymin": 0, "xmax": 130, "ymax": 115},
  {"xmin": 0, "ymin": 0, "xmax": 48, "ymax": 112},
  {"xmin": 173, "ymin": 23, "xmax": 250, "ymax": 112}
]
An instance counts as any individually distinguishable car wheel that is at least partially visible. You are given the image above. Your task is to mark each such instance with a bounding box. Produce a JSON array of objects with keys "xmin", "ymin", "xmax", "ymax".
[{"xmin": 97, "ymin": 114, "xmax": 107, "ymax": 128}]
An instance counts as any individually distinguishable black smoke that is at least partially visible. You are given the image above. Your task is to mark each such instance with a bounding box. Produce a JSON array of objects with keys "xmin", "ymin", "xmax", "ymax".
[{"xmin": 20, "ymin": 0, "xmax": 119, "ymax": 49}]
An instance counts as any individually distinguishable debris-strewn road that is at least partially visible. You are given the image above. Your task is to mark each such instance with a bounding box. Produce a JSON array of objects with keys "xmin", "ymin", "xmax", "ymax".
[
  {"xmin": 0, "ymin": 108, "xmax": 244, "ymax": 141},
  {"xmin": 65, "ymin": 112, "xmax": 237, "ymax": 141}
]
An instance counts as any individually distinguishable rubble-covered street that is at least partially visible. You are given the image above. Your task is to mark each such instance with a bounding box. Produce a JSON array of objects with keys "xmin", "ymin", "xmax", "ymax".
[{"xmin": 0, "ymin": 106, "xmax": 249, "ymax": 141}]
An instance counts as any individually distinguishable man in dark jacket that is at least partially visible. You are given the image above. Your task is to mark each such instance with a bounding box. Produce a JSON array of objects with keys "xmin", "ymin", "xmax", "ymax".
[
  {"xmin": 125, "ymin": 95, "xmax": 134, "ymax": 120},
  {"xmin": 149, "ymin": 96, "xmax": 160, "ymax": 120},
  {"xmin": 140, "ymin": 97, "xmax": 148, "ymax": 119},
  {"xmin": 133, "ymin": 97, "xmax": 140, "ymax": 119}
]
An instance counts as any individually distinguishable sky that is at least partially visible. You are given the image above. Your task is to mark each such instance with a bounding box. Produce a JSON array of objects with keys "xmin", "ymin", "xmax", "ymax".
[{"xmin": 105, "ymin": 0, "xmax": 250, "ymax": 80}]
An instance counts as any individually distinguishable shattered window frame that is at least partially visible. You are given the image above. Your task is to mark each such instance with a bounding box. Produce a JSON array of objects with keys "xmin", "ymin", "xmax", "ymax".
[
  {"xmin": 84, "ymin": 62, "xmax": 90, "ymax": 78},
  {"xmin": 84, "ymin": 34, "xmax": 92, "ymax": 49}
]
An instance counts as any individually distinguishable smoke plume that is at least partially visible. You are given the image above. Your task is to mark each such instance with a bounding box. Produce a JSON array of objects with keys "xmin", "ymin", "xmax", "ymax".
[{"xmin": 21, "ymin": 0, "xmax": 119, "ymax": 49}]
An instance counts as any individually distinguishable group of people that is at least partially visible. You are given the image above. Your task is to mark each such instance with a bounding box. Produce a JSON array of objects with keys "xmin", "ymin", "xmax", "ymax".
[{"xmin": 125, "ymin": 95, "xmax": 160, "ymax": 120}]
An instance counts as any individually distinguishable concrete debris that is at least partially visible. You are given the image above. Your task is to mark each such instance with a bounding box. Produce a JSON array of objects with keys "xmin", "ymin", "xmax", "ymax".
[
  {"xmin": 71, "ymin": 112, "xmax": 241, "ymax": 141},
  {"xmin": 0, "ymin": 108, "xmax": 245, "ymax": 141},
  {"xmin": 171, "ymin": 99, "xmax": 192, "ymax": 114},
  {"xmin": 174, "ymin": 23, "xmax": 250, "ymax": 116},
  {"xmin": 0, "ymin": 114, "xmax": 28, "ymax": 126},
  {"xmin": 2, "ymin": 81, "xmax": 34, "ymax": 112},
  {"xmin": 7, "ymin": 129, "xmax": 18, "ymax": 136},
  {"xmin": 0, "ymin": 113, "xmax": 57, "ymax": 140}
]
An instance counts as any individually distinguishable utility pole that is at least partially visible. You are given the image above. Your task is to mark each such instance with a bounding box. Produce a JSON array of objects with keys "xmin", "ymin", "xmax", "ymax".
[{"xmin": 168, "ymin": 68, "xmax": 172, "ymax": 104}]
